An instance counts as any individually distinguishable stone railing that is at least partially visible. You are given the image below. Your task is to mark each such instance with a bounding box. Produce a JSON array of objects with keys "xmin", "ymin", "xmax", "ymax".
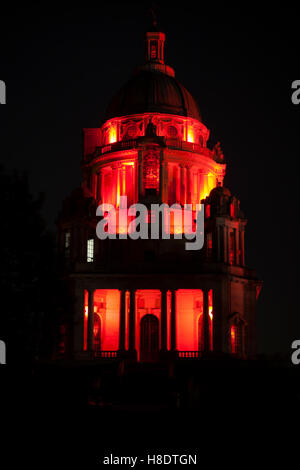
[
  {"xmin": 84, "ymin": 138, "xmax": 213, "ymax": 161},
  {"xmin": 94, "ymin": 350, "xmax": 118, "ymax": 359},
  {"xmin": 177, "ymin": 351, "xmax": 202, "ymax": 359}
]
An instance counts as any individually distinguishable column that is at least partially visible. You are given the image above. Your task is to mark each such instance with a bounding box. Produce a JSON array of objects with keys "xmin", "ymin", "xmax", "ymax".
[
  {"xmin": 175, "ymin": 166, "xmax": 181, "ymax": 204},
  {"xmin": 236, "ymin": 227, "xmax": 240, "ymax": 265},
  {"xmin": 117, "ymin": 164, "xmax": 121, "ymax": 206},
  {"xmin": 241, "ymin": 229, "xmax": 245, "ymax": 266},
  {"xmin": 159, "ymin": 157, "xmax": 164, "ymax": 201},
  {"xmin": 180, "ymin": 164, "xmax": 185, "ymax": 206},
  {"xmin": 198, "ymin": 170, "xmax": 204, "ymax": 202},
  {"xmin": 101, "ymin": 171, "xmax": 105, "ymax": 205},
  {"xmin": 233, "ymin": 228, "xmax": 237, "ymax": 265},
  {"xmin": 119, "ymin": 289, "xmax": 126, "ymax": 351},
  {"xmin": 122, "ymin": 165, "xmax": 126, "ymax": 198},
  {"xmin": 196, "ymin": 170, "xmax": 200, "ymax": 204},
  {"xmin": 224, "ymin": 226, "xmax": 229, "ymax": 263},
  {"xmin": 129, "ymin": 290, "xmax": 136, "ymax": 351},
  {"xmin": 111, "ymin": 164, "xmax": 118, "ymax": 206},
  {"xmin": 138, "ymin": 152, "xmax": 143, "ymax": 199},
  {"xmin": 186, "ymin": 165, "xmax": 192, "ymax": 204},
  {"xmin": 87, "ymin": 288, "xmax": 94, "ymax": 353},
  {"xmin": 170, "ymin": 289, "xmax": 176, "ymax": 351},
  {"xmin": 97, "ymin": 169, "xmax": 102, "ymax": 202},
  {"xmin": 159, "ymin": 153, "xmax": 168, "ymax": 203},
  {"xmin": 211, "ymin": 288, "xmax": 219, "ymax": 353},
  {"xmin": 203, "ymin": 288, "xmax": 210, "ymax": 352},
  {"xmin": 73, "ymin": 285, "xmax": 85, "ymax": 354},
  {"xmin": 161, "ymin": 290, "xmax": 167, "ymax": 351},
  {"xmin": 134, "ymin": 158, "xmax": 138, "ymax": 203},
  {"xmin": 163, "ymin": 161, "xmax": 169, "ymax": 203}
]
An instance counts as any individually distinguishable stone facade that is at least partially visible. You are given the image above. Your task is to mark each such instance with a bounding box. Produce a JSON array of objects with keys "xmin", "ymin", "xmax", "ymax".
[{"xmin": 56, "ymin": 29, "xmax": 262, "ymax": 362}]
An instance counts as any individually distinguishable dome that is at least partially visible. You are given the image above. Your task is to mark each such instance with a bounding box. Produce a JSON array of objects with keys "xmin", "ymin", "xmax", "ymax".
[{"xmin": 105, "ymin": 70, "xmax": 202, "ymax": 122}]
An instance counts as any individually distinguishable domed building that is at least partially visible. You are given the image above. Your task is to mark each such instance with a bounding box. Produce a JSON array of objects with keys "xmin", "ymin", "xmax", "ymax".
[{"xmin": 56, "ymin": 28, "xmax": 262, "ymax": 362}]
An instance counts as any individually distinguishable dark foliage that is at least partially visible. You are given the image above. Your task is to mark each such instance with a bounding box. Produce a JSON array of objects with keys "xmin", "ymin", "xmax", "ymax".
[{"xmin": 0, "ymin": 165, "xmax": 64, "ymax": 363}]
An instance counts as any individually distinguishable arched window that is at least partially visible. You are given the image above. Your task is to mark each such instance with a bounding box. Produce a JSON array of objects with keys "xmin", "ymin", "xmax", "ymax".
[
  {"xmin": 125, "ymin": 124, "xmax": 137, "ymax": 139},
  {"xmin": 230, "ymin": 324, "xmax": 240, "ymax": 354},
  {"xmin": 229, "ymin": 313, "xmax": 246, "ymax": 355}
]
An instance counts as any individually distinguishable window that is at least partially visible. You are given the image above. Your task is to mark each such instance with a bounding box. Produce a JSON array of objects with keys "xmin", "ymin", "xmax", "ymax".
[
  {"xmin": 65, "ymin": 231, "xmax": 71, "ymax": 249},
  {"xmin": 167, "ymin": 125, "xmax": 178, "ymax": 137},
  {"xmin": 150, "ymin": 40, "xmax": 157, "ymax": 59},
  {"xmin": 207, "ymin": 233, "xmax": 213, "ymax": 259},
  {"xmin": 87, "ymin": 238, "xmax": 94, "ymax": 263},
  {"xmin": 231, "ymin": 324, "xmax": 241, "ymax": 354},
  {"xmin": 64, "ymin": 231, "xmax": 71, "ymax": 258}
]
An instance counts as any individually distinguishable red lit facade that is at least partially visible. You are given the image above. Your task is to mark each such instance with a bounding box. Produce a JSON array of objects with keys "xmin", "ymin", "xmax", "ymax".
[{"xmin": 57, "ymin": 29, "xmax": 262, "ymax": 361}]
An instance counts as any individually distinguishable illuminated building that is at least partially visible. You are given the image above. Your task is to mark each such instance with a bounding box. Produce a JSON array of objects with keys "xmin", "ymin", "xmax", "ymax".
[{"xmin": 57, "ymin": 27, "xmax": 262, "ymax": 362}]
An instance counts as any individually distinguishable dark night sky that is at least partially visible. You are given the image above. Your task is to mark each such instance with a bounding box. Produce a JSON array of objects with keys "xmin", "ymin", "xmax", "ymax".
[{"xmin": 0, "ymin": 2, "xmax": 299, "ymax": 355}]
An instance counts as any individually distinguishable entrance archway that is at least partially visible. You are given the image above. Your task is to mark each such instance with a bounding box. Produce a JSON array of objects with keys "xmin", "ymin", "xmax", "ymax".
[{"xmin": 140, "ymin": 314, "xmax": 159, "ymax": 362}]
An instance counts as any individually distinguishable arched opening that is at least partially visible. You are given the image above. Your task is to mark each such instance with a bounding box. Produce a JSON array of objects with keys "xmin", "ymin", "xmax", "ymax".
[
  {"xmin": 93, "ymin": 313, "xmax": 101, "ymax": 352},
  {"xmin": 229, "ymin": 313, "xmax": 246, "ymax": 356},
  {"xmin": 140, "ymin": 314, "xmax": 159, "ymax": 362},
  {"xmin": 231, "ymin": 324, "xmax": 241, "ymax": 354}
]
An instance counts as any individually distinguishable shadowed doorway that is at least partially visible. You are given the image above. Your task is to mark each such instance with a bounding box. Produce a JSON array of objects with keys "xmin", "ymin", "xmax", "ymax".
[{"xmin": 140, "ymin": 314, "xmax": 159, "ymax": 362}]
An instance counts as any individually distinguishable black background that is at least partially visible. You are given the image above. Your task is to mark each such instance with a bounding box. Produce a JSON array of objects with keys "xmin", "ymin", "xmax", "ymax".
[
  {"xmin": 0, "ymin": 3, "xmax": 299, "ymax": 354},
  {"xmin": 1, "ymin": 2, "xmax": 300, "ymax": 466}
]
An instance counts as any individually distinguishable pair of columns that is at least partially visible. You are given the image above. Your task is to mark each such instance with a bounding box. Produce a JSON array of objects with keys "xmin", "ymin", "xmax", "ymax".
[
  {"xmin": 119, "ymin": 289, "xmax": 176, "ymax": 353},
  {"xmin": 220, "ymin": 225, "xmax": 245, "ymax": 266}
]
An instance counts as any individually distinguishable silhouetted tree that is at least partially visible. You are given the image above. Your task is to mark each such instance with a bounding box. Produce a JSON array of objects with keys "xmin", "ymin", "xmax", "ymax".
[{"xmin": 0, "ymin": 165, "xmax": 60, "ymax": 363}]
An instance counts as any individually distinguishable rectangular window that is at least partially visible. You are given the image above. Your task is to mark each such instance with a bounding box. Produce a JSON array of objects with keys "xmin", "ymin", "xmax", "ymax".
[
  {"xmin": 87, "ymin": 238, "xmax": 94, "ymax": 263},
  {"xmin": 64, "ymin": 231, "xmax": 71, "ymax": 258},
  {"xmin": 231, "ymin": 325, "xmax": 240, "ymax": 353},
  {"xmin": 150, "ymin": 40, "xmax": 157, "ymax": 59},
  {"xmin": 207, "ymin": 233, "xmax": 213, "ymax": 259},
  {"xmin": 229, "ymin": 230, "xmax": 235, "ymax": 265},
  {"xmin": 65, "ymin": 231, "xmax": 71, "ymax": 249}
]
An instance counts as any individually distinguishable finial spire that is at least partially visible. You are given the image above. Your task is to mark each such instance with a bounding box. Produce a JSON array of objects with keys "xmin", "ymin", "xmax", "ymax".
[{"xmin": 136, "ymin": 8, "xmax": 175, "ymax": 77}]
